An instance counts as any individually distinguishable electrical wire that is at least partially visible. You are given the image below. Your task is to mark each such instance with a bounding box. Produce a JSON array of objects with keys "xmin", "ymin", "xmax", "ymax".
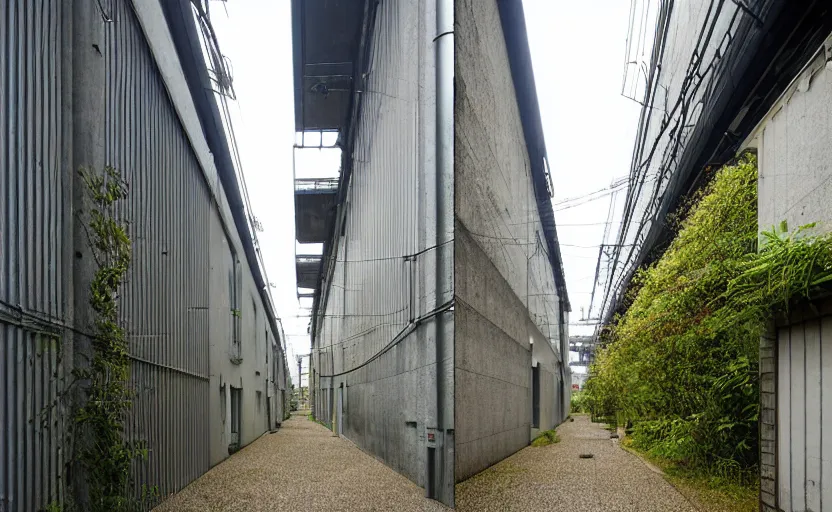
[
  {"xmin": 317, "ymin": 299, "xmax": 454, "ymax": 378},
  {"xmin": 600, "ymin": 0, "xmax": 764, "ymax": 323}
]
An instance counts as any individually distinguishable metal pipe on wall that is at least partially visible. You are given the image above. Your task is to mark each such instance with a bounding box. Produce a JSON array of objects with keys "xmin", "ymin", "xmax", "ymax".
[{"xmin": 433, "ymin": 0, "xmax": 454, "ymax": 505}]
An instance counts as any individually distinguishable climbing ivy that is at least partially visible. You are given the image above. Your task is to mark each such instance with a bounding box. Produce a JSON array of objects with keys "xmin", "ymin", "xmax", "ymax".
[
  {"xmin": 585, "ymin": 154, "xmax": 832, "ymax": 484},
  {"xmin": 72, "ymin": 166, "xmax": 153, "ymax": 511}
]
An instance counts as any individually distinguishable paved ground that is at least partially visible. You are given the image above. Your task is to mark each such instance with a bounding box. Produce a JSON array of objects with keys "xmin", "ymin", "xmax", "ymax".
[
  {"xmin": 155, "ymin": 413, "xmax": 695, "ymax": 511},
  {"xmin": 455, "ymin": 415, "xmax": 697, "ymax": 512},
  {"xmin": 153, "ymin": 412, "xmax": 448, "ymax": 512}
]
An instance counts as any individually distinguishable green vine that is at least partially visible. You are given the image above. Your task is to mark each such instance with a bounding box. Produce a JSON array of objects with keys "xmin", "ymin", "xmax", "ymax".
[{"xmin": 71, "ymin": 166, "xmax": 154, "ymax": 511}]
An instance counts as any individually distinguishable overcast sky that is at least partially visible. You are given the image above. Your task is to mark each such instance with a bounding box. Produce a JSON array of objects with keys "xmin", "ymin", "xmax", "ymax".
[{"xmin": 210, "ymin": 0, "xmax": 646, "ymax": 385}]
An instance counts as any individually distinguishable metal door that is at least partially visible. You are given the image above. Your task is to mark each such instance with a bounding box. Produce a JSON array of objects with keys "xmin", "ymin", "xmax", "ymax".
[
  {"xmin": 337, "ymin": 385, "xmax": 344, "ymax": 435},
  {"xmin": 777, "ymin": 310, "xmax": 832, "ymax": 511}
]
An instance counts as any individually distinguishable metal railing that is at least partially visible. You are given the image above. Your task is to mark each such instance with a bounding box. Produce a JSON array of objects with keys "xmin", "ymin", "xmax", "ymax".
[{"xmin": 294, "ymin": 177, "xmax": 339, "ymax": 192}]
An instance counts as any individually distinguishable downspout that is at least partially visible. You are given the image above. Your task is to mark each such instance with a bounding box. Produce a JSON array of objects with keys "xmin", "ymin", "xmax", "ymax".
[{"xmin": 432, "ymin": 0, "xmax": 454, "ymax": 506}]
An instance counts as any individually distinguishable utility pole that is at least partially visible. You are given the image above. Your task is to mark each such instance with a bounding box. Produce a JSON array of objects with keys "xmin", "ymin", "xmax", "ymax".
[{"xmin": 296, "ymin": 353, "xmax": 310, "ymax": 405}]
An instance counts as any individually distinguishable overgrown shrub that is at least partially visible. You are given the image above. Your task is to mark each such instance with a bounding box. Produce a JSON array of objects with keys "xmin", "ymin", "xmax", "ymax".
[
  {"xmin": 586, "ymin": 157, "xmax": 760, "ymax": 479},
  {"xmin": 586, "ymin": 154, "xmax": 832, "ymax": 484},
  {"xmin": 570, "ymin": 391, "xmax": 588, "ymax": 413}
]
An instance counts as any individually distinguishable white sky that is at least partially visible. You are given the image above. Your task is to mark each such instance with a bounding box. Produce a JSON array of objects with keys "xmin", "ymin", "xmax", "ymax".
[{"xmin": 210, "ymin": 0, "xmax": 644, "ymax": 384}]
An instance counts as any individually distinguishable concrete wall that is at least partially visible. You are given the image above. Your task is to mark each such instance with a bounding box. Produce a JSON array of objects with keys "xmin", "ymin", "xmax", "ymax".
[
  {"xmin": 748, "ymin": 35, "xmax": 832, "ymax": 512},
  {"xmin": 454, "ymin": 0, "xmax": 568, "ymax": 482},
  {"xmin": 206, "ymin": 206, "xmax": 276, "ymax": 466},
  {"xmin": 454, "ymin": 227, "xmax": 532, "ymax": 482},
  {"xmin": 756, "ymin": 55, "xmax": 832, "ymax": 237}
]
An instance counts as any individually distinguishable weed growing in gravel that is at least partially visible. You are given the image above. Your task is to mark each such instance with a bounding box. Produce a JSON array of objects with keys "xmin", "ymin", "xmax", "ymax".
[{"xmin": 531, "ymin": 430, "xmax": 560, "ymax": 447}]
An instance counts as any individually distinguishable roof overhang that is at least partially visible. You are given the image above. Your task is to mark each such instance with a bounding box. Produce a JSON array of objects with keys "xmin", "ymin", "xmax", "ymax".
[{"xmin": 292, "ymin": 0, "xmax": 365, "ymax": 132}]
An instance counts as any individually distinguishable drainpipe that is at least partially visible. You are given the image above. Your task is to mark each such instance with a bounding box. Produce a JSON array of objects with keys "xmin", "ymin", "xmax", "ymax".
[{"xmin": 431, "ymin": 0, "xmax": 454, "ymax": 506}]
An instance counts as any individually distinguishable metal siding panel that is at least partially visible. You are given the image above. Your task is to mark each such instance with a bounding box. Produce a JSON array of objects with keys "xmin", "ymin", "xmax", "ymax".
[
  {"xmin": 1, "ymin": 1, "xmax": 66, "ymax": 510},
  {"xmin": 312, "ymin": 0, "xmax": 443, "ymax": 488},
  {"xmin": 779, "ymin": 325, "xmax": 792, "ymax": 512},
  {"xmin": 790, "ymin": 322, "xmax": 806, "ymax": 512},
  {"xmin": 805, "ymin": 318, "xmax": 822, "ymax": 511},
  {"xmin": 102, "ymin": 0, "xmax": 215, "ymax": 504}
]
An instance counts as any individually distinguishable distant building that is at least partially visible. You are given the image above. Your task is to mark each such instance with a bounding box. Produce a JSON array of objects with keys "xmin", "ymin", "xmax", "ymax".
[
  {"xmin": 569, "ymin": 335, "xmax": 597, "ymax": 368},
  {"xmin": 292, "ymin": 0, "xmax": 570, "ymax": 506},
  {"xmin": 1, "ymin": 1, "xmax": 289, "ymax": 510}
]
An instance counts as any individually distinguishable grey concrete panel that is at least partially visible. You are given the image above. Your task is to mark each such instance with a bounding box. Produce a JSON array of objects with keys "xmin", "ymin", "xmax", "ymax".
[
  {"xmin": 454, "ymin": 227, "xmax": 529, "ymax": 349},
  {"xmin": 758, "ymin": 54, "xmax": 832, "ymax": 237},
  {"xmin": 455, "ymin": 424, "xmax": 530, "ymax": 483},
  {"xmin": 453, "ymin": 0, "xmax": 570, "ymax": 488}
]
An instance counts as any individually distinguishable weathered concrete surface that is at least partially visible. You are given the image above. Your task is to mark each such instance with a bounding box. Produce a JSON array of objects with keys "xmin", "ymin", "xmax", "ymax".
[
  {"xmin": 454, "ymin": 227, "xmax": 532, "ymax": 482},
  {"xmin": 758, "ymin": 61, "xmax": 832, "ymax": 237},
  {"xmin": 455, "ymin": 415, "xmax": 697, "ymax": 512},
  {"xmin": 453, "ymin": 0, "xmax": 568, "ymax": 483},
  {"xmin": 153, "ymin": 413, "xmax": 449, "ymax": 512}
]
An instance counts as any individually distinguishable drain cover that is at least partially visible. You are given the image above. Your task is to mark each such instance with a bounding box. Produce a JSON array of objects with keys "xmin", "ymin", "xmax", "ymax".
[{"xmin": 579, "ymin": 453, "xmax": 594, "ymax": 459}]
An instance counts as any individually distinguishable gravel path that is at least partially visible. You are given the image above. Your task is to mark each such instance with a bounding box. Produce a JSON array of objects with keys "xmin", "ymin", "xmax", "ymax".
[
  {"xmin": 155, "ymin": 413, "xmax": 694, "ymax": 511},
  {"xmin": 455, "ymin": 415, "xmax": 698, "ymax": 512},
  {"xmin": 153, "ymin": 412, "xmax": 448, "ymax": 512}
]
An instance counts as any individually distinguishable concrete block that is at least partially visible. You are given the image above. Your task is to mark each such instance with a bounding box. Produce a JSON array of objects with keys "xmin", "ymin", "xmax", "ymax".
[
  {"xmin": 761, "ymin": 391, "xmax": 775, "ymax": 411},
  {"xmin": 761, "ymin": 373, "xmax": 775, "ymax": 393},
  {"xmin": 761, "ymin": 489, "xmax": 775, "ymax": 507},
  {"xmin": 761, "ymin": 477, "xmax": 775, "ymax": 495}
]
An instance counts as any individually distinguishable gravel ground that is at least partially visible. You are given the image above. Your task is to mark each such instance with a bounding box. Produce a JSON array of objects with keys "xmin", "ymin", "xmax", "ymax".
[
  {"xmin": 455, "ymin": 415, "xmax": 698, "ymax": 512},
  {"xmin": 153, "ymin": 412, "xmax": 448, "ymax": 512},
  {"xmin": 155, "ymin": 413, "xmax": 694, "ymax": 511}
]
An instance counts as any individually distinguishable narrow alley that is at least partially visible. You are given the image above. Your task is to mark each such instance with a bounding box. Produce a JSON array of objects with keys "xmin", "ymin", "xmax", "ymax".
[
  {"xmin": 153, "ymin": 413, "xmax": 448, "ymax": 512},
  {"xmin": 154, "ymin": 414, "xmax": 696, "ymax": 511}
]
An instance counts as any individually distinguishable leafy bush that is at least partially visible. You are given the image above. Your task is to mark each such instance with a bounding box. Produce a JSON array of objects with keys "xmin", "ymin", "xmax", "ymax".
[
  {"xmin": 570, "ymin": 391, "xmax": 588, "ymax": 413},
  {"xmin": 586, "ymin": 154, "xmax": 832, "ymax": 484},
  {"xmin": 586, "ymin": 157, "xmax": 760, "ymax": 478}
]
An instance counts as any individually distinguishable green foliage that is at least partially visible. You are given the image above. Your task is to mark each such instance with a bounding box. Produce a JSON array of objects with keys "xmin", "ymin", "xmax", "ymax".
[
  {"xmin": 570, "ymin": 391, "xmax": 588, "ymax": 413},
  {"xmin": 725, "ymin": 221, "xmax": 832, "ymax": 321},
  {"xmin": 72, "ymin": 166, "xmax": 152, "ymax": 511},
  {"xmin": 586, "ymin": 154, "xmax": 832, "ymax": 485},
  {"xmin": 586, "ymin": 157, "xmax": 760, "ymax": 480},
  {"xmin": 531, "ymin": 429, "xmax": 560, "ymax": 447}
]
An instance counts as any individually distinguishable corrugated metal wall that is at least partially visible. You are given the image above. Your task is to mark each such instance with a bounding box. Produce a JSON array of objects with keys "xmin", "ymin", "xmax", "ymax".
[
  {"xmin": 103, "ymin": 0, "xmax": 211, "ymax": 499},
  {"xmin": 776, "ymin": 307, "xmax": 832, "ymax": 512},
  {"xmin": 1, "ymin": 1, "xmax": 290, "ymax": 509},
  {"xmin": 0, "ymin": 1, "xmax": 68, "ymax": 511},
  {"xmin": 314, "ymin": 0, "xmax": 449, "ymax": 488}
]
